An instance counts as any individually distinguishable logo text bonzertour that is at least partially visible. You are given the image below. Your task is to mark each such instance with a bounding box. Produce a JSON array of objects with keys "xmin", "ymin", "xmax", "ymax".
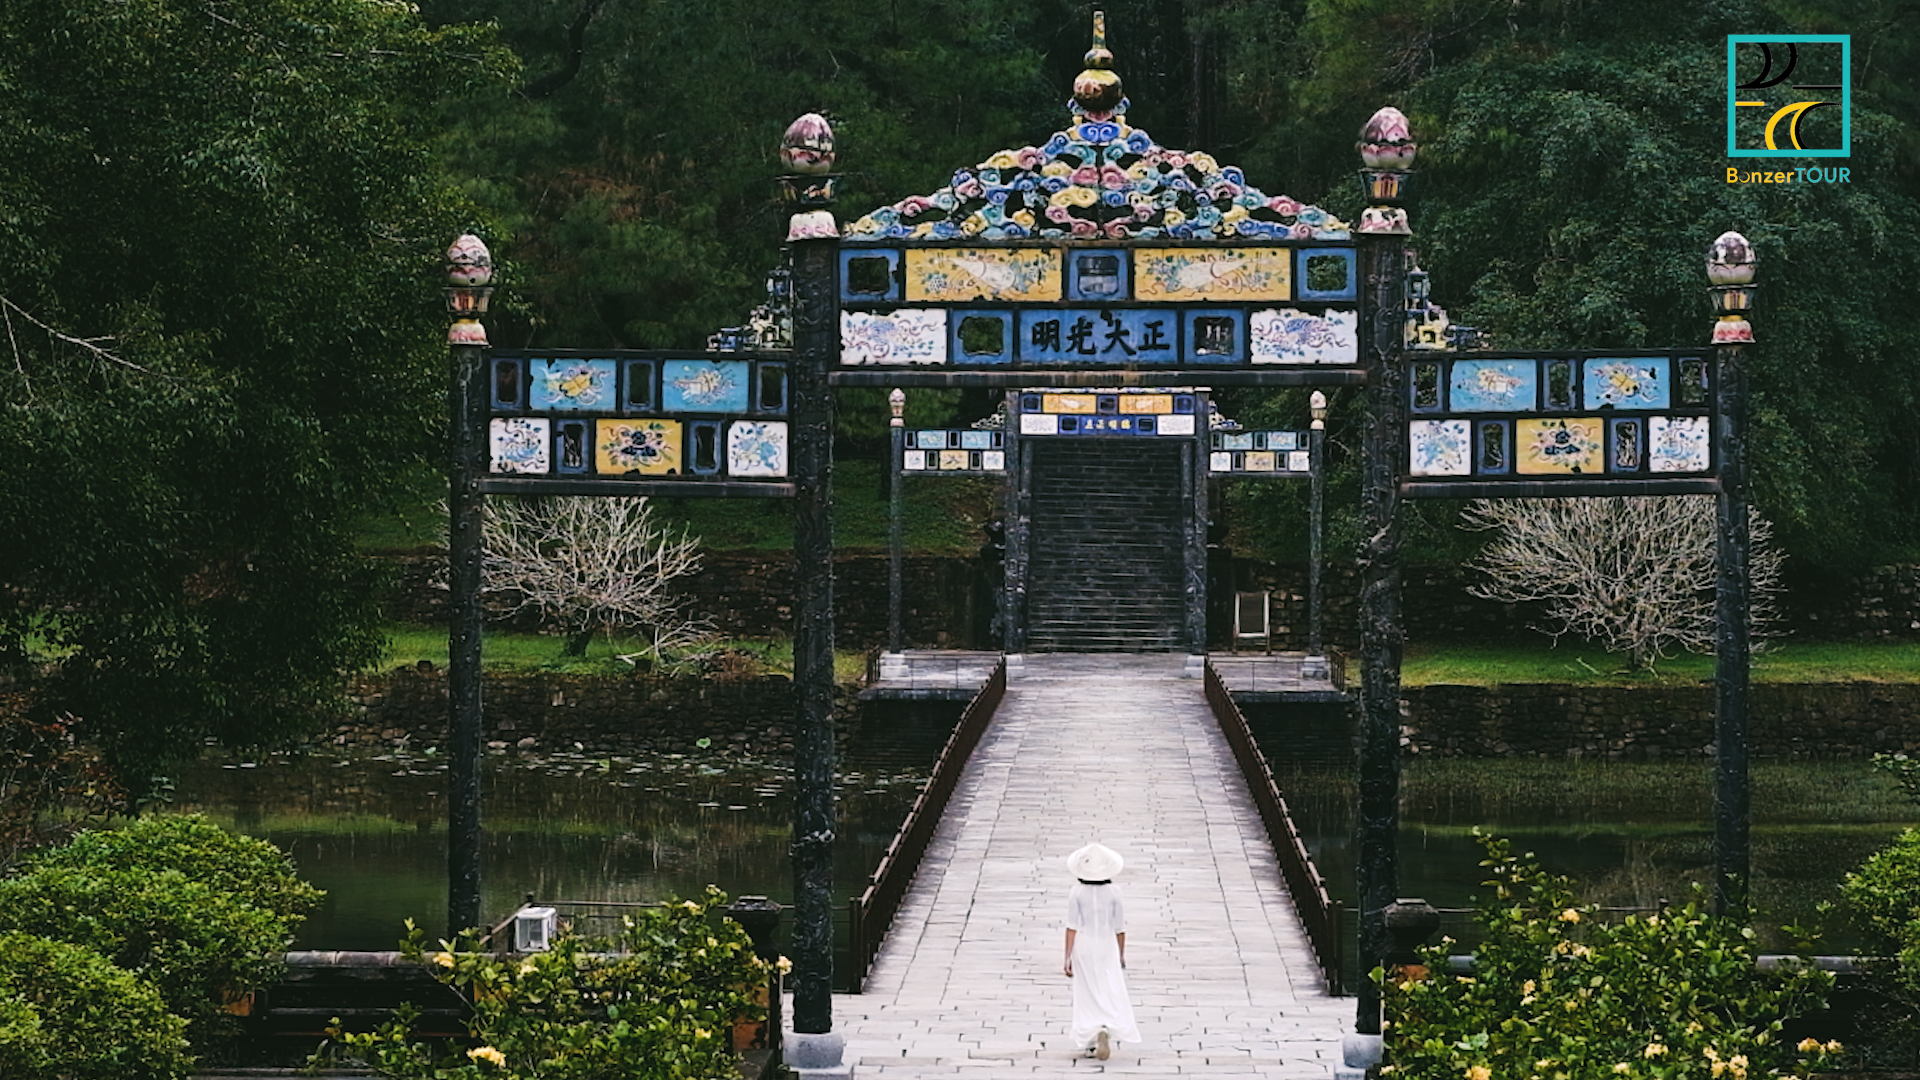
[{"xmin": 1727, "ymin": 166, "xmax": 1851, "ymax": 184}]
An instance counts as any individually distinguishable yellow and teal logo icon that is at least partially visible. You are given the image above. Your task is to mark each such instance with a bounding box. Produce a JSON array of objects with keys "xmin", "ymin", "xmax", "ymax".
[{"xmin": 1727, "ymin": 35, "xmax": 1849, "ymax": 158}]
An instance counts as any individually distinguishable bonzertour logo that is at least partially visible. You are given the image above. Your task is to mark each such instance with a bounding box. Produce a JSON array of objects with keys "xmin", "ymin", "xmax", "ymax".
[{"xmin": 1727, "ymin": 35, "xmax": 1850, "ymax": 158}]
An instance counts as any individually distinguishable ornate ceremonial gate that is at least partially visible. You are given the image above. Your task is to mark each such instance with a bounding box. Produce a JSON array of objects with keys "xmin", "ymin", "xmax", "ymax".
[{"xmin": 443, "ymin": 11, "xmax": 1759, "ymax": 1065}]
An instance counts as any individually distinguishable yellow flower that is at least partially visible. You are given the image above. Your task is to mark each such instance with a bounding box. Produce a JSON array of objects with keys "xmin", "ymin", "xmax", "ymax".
[
  {"xmin": 1559, "ymin": 908, "xmax": 1581, "ymax": 923},
  {"xmin": 695, "ymin": 1028, "xmax": 712, "ymax": 1040},
  {"xmin": 683, "ymin": 900, "xmax": 701, "ymax": 912},
  {"xmin": 1613, "ymin": 1065, "xmax": 1631, "ymax": 1074},
  {"xmin": 1522, "ymin": 980, "xmax": 1536, "ymax": 994},
  {"xmin": 432, "ymin": 952, "xmax": 455, "ymax": 968},
  {"xmin": 1797, "ymin": 1039, "xmax": 1821, "ymax": 1053},
  {"xmin": 776, "ymin": 956, "xmax": 793, "ymax": 974},
  {"xmin": 1687, "ymin": 1022, "xmax": 1704, "ymax": 1035},
  {"xmin": 518, "ymin": 959, "xmax": 537, "ymax": 975},
  {"xmin": 468, "ymin": 1046, "xmax": 506, "ymax": 1067},
  {"xmin": 1824, "ymin": 1041, "xmax": 1844, "ymax": 1054},
  {"xmin": 1466, "ymin": 1065, "xmax": 1492, "ymax": 1080},
  {"xmin": 1644, "ymin": 1043, "xmax": 1667, "ymax": 1058}
]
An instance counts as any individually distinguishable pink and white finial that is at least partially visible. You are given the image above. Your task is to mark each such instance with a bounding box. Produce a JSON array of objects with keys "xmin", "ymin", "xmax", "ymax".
[
  {"xmin": 1359, "ymin": 107, "xmax": 1416, "ymax": 169},
  {"xmin": 781, "ymin": 113, "xmax": 836, "ymax": 175}
]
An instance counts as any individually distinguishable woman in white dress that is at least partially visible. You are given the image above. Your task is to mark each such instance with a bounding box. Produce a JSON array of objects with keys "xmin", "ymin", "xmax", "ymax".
[{"xmin": 1063, "ymin": 841, "xmax": 1141, "ymax": 1059}]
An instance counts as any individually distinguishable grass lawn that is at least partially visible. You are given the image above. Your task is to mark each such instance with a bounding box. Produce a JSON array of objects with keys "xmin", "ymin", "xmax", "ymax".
[
  {"xmin": 355, "ymin": 458, "xmax": 997, "ymax": 556},
  {"xmin": 1398, "ymin": 638, "xmax": 1920, "ymax": 687},
  {"xmin": 379, "ymin": 624, "xmax": 870, "ymax": 684}
]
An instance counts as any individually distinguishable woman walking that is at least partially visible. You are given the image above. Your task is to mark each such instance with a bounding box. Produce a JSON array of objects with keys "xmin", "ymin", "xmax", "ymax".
[{"xmin": 1063, "ymin": 841, "xmax": 1141, "ymax": 1060}]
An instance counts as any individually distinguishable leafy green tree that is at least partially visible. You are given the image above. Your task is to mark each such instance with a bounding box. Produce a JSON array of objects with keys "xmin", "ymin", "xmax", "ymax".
[
  {"xmin": 0, "ymin": 1, "xmax": 513, "ymax": 793},
  {"xmin": 1223, "ymin": 0, "xmax": 1920, "ymax": 568},
  {"xmin": 421, "ymin": 0, "xmax": 1060, "ymax": 350},
  {"xmin": 0, "ymin": 931, "xmax": 192, "ymax": 1080}
]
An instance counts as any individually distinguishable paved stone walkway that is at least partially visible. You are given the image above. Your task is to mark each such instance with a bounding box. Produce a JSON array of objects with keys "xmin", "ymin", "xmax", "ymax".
[{"xmin": 819, "ymin": 653, "xmax": 1351, "ymax": 1077}]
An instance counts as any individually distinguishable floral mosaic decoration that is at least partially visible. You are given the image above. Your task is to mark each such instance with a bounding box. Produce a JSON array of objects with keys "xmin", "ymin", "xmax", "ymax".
[{"xmin": 844, "ymin": 60, "xmax": 1348, "ymax": 245}]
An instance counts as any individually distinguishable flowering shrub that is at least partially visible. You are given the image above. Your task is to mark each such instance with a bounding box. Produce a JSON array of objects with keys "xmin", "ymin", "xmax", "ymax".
[
  {"xmin": 337, "ymin": 886, "xmax": 769, "ymax": 1080},
  {"xmin": 1384, "ymin": 835, "xmax": 1836, "ymax": 1080},
  {"xmin": 1839, "ymin": 827, "xmax": 1920, "ymax": 1059}
]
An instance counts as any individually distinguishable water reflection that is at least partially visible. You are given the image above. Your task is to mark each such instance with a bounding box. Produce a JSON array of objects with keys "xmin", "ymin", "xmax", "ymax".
[
  {"xmin": 169, "ymin": 702, "xmax": 960, "ymax": 956},
  {"xmin": 1261, "ymin": 753, "xmax": 1907, "ymax": 956}
]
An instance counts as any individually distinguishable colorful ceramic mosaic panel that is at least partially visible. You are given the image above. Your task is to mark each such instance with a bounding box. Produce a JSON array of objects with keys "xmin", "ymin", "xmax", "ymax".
[
  {"xmin": 490, "ymin": 417, "xmax": 550, "ymax": 474},
  {"xmin": 899, "ymin": 430, "xmax": 1007, "ymax": 473},
  {"xmin": 1650, "ymin": 416, "xmax": 1711, "ymax": 473},
  {"xmin": 1134, "ymin": 247, "xmax": 1291, "ymax": 302},
  {"xmin": 1016, "ymin": 308, "xmax": 1179, "ymax": 363},
  {"xmin": 481, "ymin": 350, "xmax": 792, "ymax": 488},
  {"xmin": 841, "ymin": 309, "xmax": 948, "ymax": 365},
  {"xmin": 837, "ymin": 243, "xmax": 1357, "ymax": 370},
  {"xmin": 1401, "ymin": 352, "xmax": 1715, "ymax": 490},
  {"xmin": 1409, "ymin": 419, "xmax": 1471, "ymax": 476},
  {"xmin": 662, "ymin": 360, "xmax": 750, "ymax": 413},
  {"xmin": 595, "ymin": 419, "xmax": 680, "ymax": 475},
  {"xmin": 1449, "ymin": 360, "xmax": 1537, "ymax": 412},
  {"xmin": 1517, "ymin": 418, "xmax": 1606, "ymax": 475},
  {"xmin": 1583, "ymin": 357, "xmax": 1670, "ymax": 410},
  {"xmin": 1249, "ymin": 308, "xmax": 1356, "ymax": 365},
  {"xmin": 843, "ymin": 117, "xmax": 1348, "ymax": 242},
  {"xmin": 726, "ymin": 421, "xmax": 788, "ymax": 477},
  {"xmin": 1013, "ymin": 390, "xmax": 1198, "ymax": 437},
  {"xmin": 1207, "ymin": 430, "xmax": 1313, "ymax": 474},
  {"xmin": 530, "ymin": 359, "xmax": 617, "ymax": 411},
  {"xmin": 904, "ymin": 249, "xmax": 1062, "ymax": 302}
]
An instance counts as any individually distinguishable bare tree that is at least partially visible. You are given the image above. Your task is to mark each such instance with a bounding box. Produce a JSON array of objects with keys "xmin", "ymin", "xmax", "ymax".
[
  {"xmin": 481, "ymin": 496, "xmax": 711, "ymax": 661},
  {"xmin": 1461, "ymin": 495, "xmax": 1783, "ymax": 671}
]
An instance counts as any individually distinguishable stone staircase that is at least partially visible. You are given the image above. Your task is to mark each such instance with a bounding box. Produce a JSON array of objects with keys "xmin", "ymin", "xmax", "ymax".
[{"xmin": 1023, "ymin": 439, "xmax": 1188, "ymax": 652}]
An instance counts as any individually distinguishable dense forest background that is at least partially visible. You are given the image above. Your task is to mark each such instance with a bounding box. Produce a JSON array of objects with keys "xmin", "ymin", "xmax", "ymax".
[
  {"xmin": 0, "ymin": 0, "xmax": 1914, "ymax": 786},
  {"xmin": 421, "ymin": 0, "xmax": 1919, "ymax": 568}
]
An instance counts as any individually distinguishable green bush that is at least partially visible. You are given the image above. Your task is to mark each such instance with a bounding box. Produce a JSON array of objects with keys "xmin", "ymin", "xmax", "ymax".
[
  {"xmin": 0, "ymin": 815, "xmax": 322, "ymax": 1051},
  {"xmin": 0, "ymin": 930, "xmax": 192, "ymax": 1080},
  {"xmin": 22, "ymin": 813, "xmax": 324, "ymax": 922},
  {"xmin": 1839, "ymin": 827, "xmax": 1920, "ymax": 1053},
  {"xmin": 1385, "ymin": 835, "xmax": 1836, "ymax": 1080},
  {"xmin": 338, "ymin": 886, "xmax": 770, "ymax": 1080},
  {"xmin": 0, "ymin": 866, "xmax": 289, "ymax": 1040}
]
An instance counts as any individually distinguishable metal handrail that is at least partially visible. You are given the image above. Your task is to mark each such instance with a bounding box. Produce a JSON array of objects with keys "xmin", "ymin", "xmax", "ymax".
[
  {"xmin": 847, "ymin": 657, "xmax": 1009, "ymax": 992},
  {"xmin": 1203, "ymin": 660, "xmax": 1344, "ymax": 995}
]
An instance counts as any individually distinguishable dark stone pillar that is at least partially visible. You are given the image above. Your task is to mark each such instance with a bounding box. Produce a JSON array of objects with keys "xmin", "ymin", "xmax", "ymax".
[
  {"xmin": 1186, "ymin": 396, "xmax": 1210, "ymax": 654},
  {"xmin": 789, "ymin": 234, "xmax": 839, "ymax": 1033},
  {"xmin": 1713, "ymin": 340, "xmax": 1751, "ymax": 916},
  {"xmin": 1353, "ymin": 235, "xmax": 1405, "ymax": 1035},
  {"xmin": 446, "ymin": 342, "xmax": 488, "ymax": 936},
  {"xmin": 1003, "ymin": 393, "xmax": 1029, "ymax": 654}
]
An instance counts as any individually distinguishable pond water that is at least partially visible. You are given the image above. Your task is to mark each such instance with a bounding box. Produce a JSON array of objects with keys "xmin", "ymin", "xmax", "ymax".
[
  {"xmin": 1265, "ymin": 754, "xmax": 1915, "ymax": 957},
  {"xmin": 167, "ymin": 701, "xmax": 962, "ymax": 974},
  {"xmin": 168, "ymin": 700, "xmax": 1913, "ymax": 981}
]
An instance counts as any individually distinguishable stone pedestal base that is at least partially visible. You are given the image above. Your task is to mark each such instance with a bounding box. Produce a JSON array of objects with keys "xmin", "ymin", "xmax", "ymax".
[
  {"xmin": 788, "ymin": 1031, "xmax": 853, "ymax": 1080},
  {"xmin": 1335, "ymin": 1032, "xmax": 1382, "ymax": 1080}
]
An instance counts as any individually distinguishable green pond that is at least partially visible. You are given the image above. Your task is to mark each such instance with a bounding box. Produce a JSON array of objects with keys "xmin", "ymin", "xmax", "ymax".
[
  {"xmin": 1267, "ymin": 754, "xmax": 1919, "ymax": 956},
  {"xmin": 167, "ymin": 703, "xmax": 963, "ymax": 971},
  {"xmin": 167, "ymin": 708, "xmax": 1917, "ymax": 971}
]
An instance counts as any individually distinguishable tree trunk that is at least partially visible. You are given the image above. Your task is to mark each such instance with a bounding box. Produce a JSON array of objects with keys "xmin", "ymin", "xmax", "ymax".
[{"xmin": 564, "ymin": 628, "xmax": 594, "ymax": 657}]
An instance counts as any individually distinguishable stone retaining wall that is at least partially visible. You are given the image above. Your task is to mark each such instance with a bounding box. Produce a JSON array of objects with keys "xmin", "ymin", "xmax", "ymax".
[
  {"xmin": 340, "ymin": 669, "xmax": 1920, "ymax": 762},
  {"xmin": 339, "ymin": 668, "xmax": 855, "ymax": 759},
  {"xmin": 1400, "ymin": 682, "xmax": 1920, "ymax": 759},
  {"xmin": 381, "ymin": 552, "xmax": 1920, "ymax": 651}
]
